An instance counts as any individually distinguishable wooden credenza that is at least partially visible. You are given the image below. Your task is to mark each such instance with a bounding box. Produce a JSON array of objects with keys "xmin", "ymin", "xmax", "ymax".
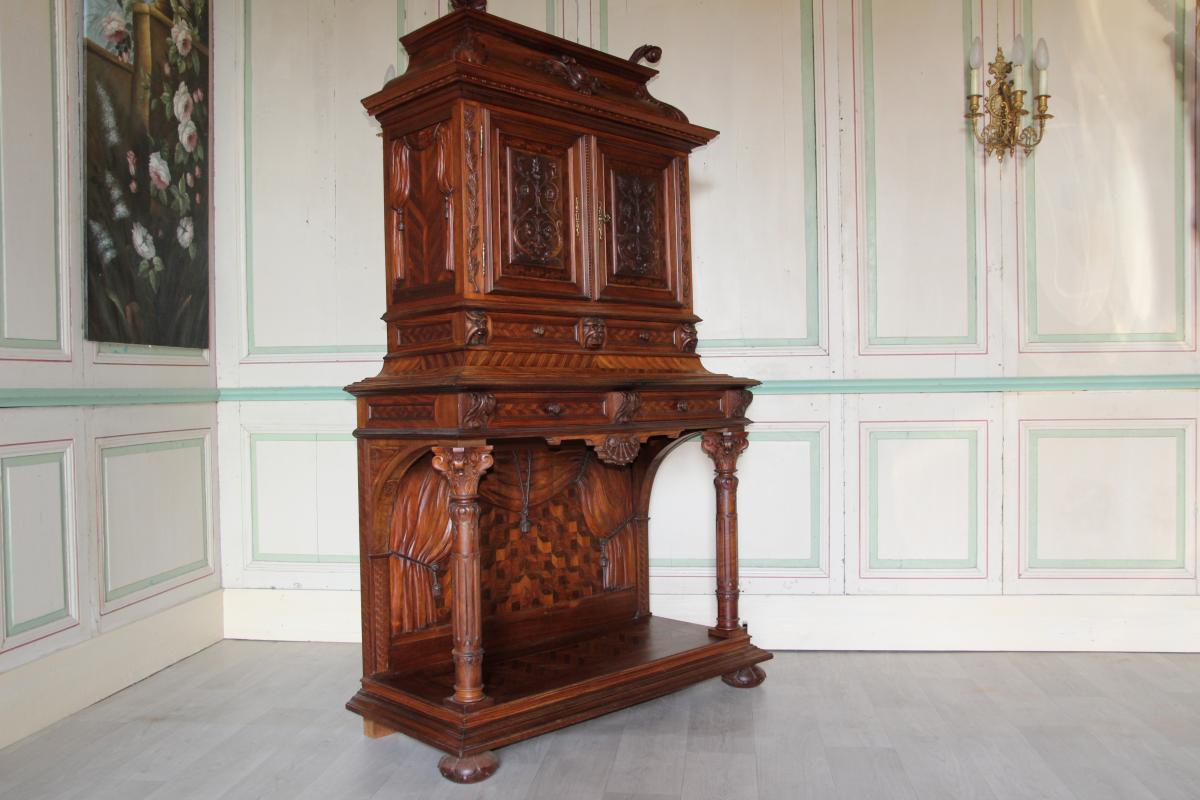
[{"xmin": 345, "ymin": 0, "xmax": 771, "ymax": 783}]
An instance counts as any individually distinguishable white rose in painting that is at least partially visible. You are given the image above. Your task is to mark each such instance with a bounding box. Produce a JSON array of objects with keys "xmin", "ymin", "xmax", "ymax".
[
  {"xmin": 132, "ymin": 222, "xmax": 156, "ymax": 260},
  {"xmin": 171, "ymin": 20, "xmax": 193, "ymax": 57},
  {"xmin": 178, "ymin": 119, "xmax": 199, "ymax": 153},
  {"xmin": 148, "ymin": 151, "xmax": 171, "ymax": 190},
  {"xmin": 100, "ymin": 10, "xmax": 127, "ymax": 46},
  {"xmin": 177, "ymin": 217, "xmax": 194, "ymax": 249},
  {"xmin": 173, "ymin": 81, "xmax": 193, "ymax": 123}
]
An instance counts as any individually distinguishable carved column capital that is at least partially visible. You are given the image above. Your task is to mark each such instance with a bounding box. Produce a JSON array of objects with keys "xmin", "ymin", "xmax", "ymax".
[
  {"xmin": 701, "ymin": 430, "xmax": 749, "ymax": 474},
  {"xmin": 432, "ymin": 445, "xmax": 495, "ymax": 497}
]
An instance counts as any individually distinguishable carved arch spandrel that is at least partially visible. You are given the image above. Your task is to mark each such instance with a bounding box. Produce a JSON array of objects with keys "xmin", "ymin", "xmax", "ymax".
[{"xmin": 629, "ymin": 432, "xmax": 706, "ymax": 616}]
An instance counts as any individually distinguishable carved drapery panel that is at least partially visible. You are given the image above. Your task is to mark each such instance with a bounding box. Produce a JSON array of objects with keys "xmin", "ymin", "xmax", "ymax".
[
  {"xmin": 577, "ymin": 454, "xmax": 636, "ymax": 589},
  {"xmin": 389, "ymin": 123, "xmax": 455, "ymax": 298},
  {"xmin": 386, "ymin": 456, "xmax": 452, "ymax": 635}
]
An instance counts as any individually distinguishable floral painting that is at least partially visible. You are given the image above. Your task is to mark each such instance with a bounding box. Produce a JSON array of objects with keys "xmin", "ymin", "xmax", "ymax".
[{"xmin": 84, "ymin": 0, "xmax": 209, "ymax": 347}]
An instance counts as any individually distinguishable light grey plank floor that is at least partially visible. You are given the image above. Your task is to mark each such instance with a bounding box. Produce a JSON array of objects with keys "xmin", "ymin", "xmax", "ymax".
[{"xmin": 2, "ymin": 642, "xmax": 1199, "ymax": 799}]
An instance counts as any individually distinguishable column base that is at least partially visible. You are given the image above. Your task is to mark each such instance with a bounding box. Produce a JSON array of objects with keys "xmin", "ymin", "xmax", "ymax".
[
  {"xmin": 721, "ymin": 664, "xmax": 766, "ymax": 688},
  {"xmin": 707, "ymin": 624, "xmax": 749, "ymax": 640},
  {"xmin": 438, "ymin": 750, "xmax": 500, "ymax": 783},
  {"xmin": 443, "ymin": 694, "xmax": 496, "ymax": 712}
]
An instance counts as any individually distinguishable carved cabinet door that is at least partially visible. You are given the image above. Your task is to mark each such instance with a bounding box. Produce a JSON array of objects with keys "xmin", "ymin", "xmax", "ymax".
[
  {"xmin": 486, "ymin": 111, "xmax": 589, "ymax": 299},
  {"xmin": 593, "ymin": 140, "xmax": 683, "ymax": 307}
]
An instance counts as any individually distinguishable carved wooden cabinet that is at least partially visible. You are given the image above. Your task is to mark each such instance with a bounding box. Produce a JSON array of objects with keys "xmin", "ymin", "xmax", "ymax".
[{"xmin": 346, "ymin": 0, "xmax": 770, "ymax": 783}]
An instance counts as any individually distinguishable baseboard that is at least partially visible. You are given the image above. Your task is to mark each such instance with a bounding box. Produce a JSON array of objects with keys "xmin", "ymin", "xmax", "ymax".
[
  {"xmin": 223, "ymin": 587, "xmax": 362, "ymax": 642},
  {"xmin": 0, "ymin": 590, "xmax": 224, "ymax": 751},
  {"xmin": 221, "ymin": 588, "xmax": 1200, "ymax": 652}
]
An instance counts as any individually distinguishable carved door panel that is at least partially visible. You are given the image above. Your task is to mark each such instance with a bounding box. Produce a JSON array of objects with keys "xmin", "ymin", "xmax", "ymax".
[
  {"xmin": 487, "ymin": 112, "xmax": 588, "ymax": 299},
  {"xmin": 594, "ymin": 140, "xmax": 682, "ymax": 307},
  {"xmin": 387, "ymin": 122, "xmax": 456, "ymax": 301}
]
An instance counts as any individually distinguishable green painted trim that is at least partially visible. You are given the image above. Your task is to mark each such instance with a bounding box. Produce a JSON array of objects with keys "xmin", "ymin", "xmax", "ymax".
[
  {"xmin": 598, "ymin": 0, "xmax": 608, "ymax": 52},
  {"xmin": 1027, "ymin": 427, "xmax": 1188, "ymax": 570},
  {"xmin": 1023, "ymin": 0, "xmax": 1189, "ymax": 345},
  {"xmin": 97, "ymin": 342, "xmax": 207, "ymax": 359},
  {"xmin": 100, "ymin": 438, "xmax": 211, "ymax": 602},
  {"xmin": 650, "ymin": 429, "xmax": 822, "ymax": 571},
  {"xmin": 868, "ymin": 429, "xmax": 979, "ymax": 570},
  {"xmin": 0, "ymin": 0, "xmax": 64, "ymax": 352},
  {"xmin": 700, "ymin": 338, "xmax": 824, "ymax": 350},
  {"xmin": 862, "ymin": 0, "xmax": 979, "ymax": 348},
  {"xmin": 2, "ymin": 449, "xmax": 71, "ymax": 637},
  {"xmin": 750, "ymin": 374, "xmax": 1200, "ymax": 395},
  {"xmin": 545, "ymin": 0, "xmax": 556, "ymax": 34},
  {"xmin": 0, "ymin": 388, "xmax": 219, "ymax": 408},
  {"xmin": 242, "ymin": 2, "xmax": 388, "ymax": 357},
  {"xmin": 249, "ymin": 432, "xmax": 358, "ymax": 564},
  {"xmin": 8, "ymin": 374, "xmax": 1200, "ymax": 408},
  {"xmin": 396, "ymin": 0, "xmax": 407, "ymax": 70}
]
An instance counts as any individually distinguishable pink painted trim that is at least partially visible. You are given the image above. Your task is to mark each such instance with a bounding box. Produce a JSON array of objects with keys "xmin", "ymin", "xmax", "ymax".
[
  {"xmin": 1016, "ymin": 417, "xmax": 1198, "ymax": 580},
  {"xmin": 852, "ymin": 0, "xmax": 990, "ymax": 358},
  {"xmin": 1016, "ymin": 9, "xmax": 1198, "ymax": 355},
  {"xmin": 856, "ymin": 419, "xmax": 990, "ymax": 580},
  {"xmin": 94, "ymin": 427, "xmax": 216, "ymax": 615}
]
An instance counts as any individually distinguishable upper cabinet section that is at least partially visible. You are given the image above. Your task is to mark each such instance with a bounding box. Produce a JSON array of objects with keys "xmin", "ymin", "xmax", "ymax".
[{"xmin": 365, "ymin": 4, "xmax": 711, "ymax": 318}]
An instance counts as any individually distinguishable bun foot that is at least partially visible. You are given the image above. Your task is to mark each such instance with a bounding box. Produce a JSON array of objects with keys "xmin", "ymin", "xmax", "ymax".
[
  {"xmin": 438, "ymin": 751, "xmax": 500, "ymax": 783},
  {"xmin": 721, "ymin": 664, "xmax": 766, "ymax": 688}
]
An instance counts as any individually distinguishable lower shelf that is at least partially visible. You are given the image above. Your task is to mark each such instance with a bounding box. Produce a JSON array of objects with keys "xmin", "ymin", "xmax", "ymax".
[{"xmin": 347, "ymin": 614, "xmax": 771, "ymax": 756}]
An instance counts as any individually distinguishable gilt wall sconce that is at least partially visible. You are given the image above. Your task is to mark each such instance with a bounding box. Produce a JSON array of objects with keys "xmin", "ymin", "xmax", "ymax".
[{"xmin": 965, "ymin": 34, "xmax": 1052, "ymax": 161}]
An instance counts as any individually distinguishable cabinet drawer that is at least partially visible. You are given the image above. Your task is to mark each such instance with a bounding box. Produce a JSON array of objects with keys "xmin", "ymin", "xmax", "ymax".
[
  {"xmin": 492, "ymin": 392, "xmax": 610, "ymax": 426},
  {"xmin": 488, "ymin": 313, "xmax": 578, "ymax": 347},
  {"xmin": 605, "ymin": 321, "xmax": 678, "ymax": 352},
  {"xmin": 637, "ymin": 390, "xmax": 725, "ymax": 421}
]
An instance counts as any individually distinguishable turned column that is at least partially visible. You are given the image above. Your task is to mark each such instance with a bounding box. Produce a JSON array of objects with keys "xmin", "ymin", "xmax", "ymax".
[
  {"xmin": 431, "ymin": 444, "xmax": 495, "ymax": 708},
  {"xmin": 701, "ymin": 430, "xmax": 749, "ymax": 638}
]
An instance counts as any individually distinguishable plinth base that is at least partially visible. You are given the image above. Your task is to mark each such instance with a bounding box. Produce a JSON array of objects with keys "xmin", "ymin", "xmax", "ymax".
[{"xmin": 347, "ymin": 615, "xmax": 770, "ymax": 781}]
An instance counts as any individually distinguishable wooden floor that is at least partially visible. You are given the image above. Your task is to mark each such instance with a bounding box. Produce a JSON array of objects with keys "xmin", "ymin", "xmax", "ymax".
[{"xmin": 3, "ymin": 641, "xmax": 1200, "ymax": 799}]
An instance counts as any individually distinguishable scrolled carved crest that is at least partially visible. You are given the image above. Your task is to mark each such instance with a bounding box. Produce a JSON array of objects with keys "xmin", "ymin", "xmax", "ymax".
[
  {"xmin": 431, "ymin": 445, "xmax": 495, "ymax": 497},
  {"xmin": 449, "ymin": 0, "xmax": 487, "ymax": 10},
  {"xmin": 679, "ymin": 323, "xmax": 698, "ymax": 353},
  {"xmin": 612, "ymin": 391, "xmax": 641, "ymax": 424},
  {"xmin": 579, "ymin": 317, "xmax": 606, "ymax": 350},
  {"xmin": 701, "ymin": 430, "xmax": 749, "ymax": 473},
  {"xmin": 593, "ymin": 434, "xmax": 641, "ymax": 466},
  {"xmin": 462, "ymin": 392, "xmax": 496, "ymax": 429},
  {"xmin": 465, "ymin": 309, "xmax": 489, "ymax": 345},
  {"xmin": 628, "ymin": 44, "xmax": 663, "ymax": 64},
  {"xmin": 538, "ymin": 55, "xmax": 605, "ymax": 95}
]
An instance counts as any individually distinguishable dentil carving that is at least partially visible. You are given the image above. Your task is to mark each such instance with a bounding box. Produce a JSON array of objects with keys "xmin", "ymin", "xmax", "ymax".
[
  {"xmin": 579, "ymin": 317, "xmax": 607, "ymax": 350},
  {"xmin": 462, "ymin": 392, "xmax": 496, "ymax": 429},
  {"xmin": 538, "ymin": 55, "xmax": 604, "ymax": 95},
  {"xmin": 465, "ymin": 310, "xmax": 489, "ymax": 345},
  {"xmin": 593, "ymin": 434, "xmax": 641, "ymax": 466}
]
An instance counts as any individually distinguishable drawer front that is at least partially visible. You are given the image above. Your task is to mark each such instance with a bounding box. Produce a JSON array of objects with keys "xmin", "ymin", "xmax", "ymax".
[
  {"xmin": 491, "ymin": 392, "xmax": 610, "ymax": 426},
  {"xmin": 637, "ymin": 390, "xmax": 725, "ymax": 421},
  {"xmin": 365, "ymin": 395, "xmax": 441, "ymax": 428},
  {"xmin": 605, "ymin": 321, "xmax": 678, "ymax": 352},
  {"xmin": 488, "ymin": 313, "xmax": 578, "ymax": 347}
]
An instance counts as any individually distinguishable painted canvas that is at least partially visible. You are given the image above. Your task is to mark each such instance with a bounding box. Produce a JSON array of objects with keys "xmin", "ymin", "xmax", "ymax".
[{"xmin": 84, "ymin": 0, "xmax": 209, "ymax": 347}]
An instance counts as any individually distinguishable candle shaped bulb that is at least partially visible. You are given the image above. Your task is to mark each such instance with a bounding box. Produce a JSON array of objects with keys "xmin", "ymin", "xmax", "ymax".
[
  {"xmin": 1033, "ymin": 37, "xmax": 1049, "ymax": 95},
  {"xmin": 1011, "ymin": 34, "xmax": 1026, "ymax": 66},
  {"xmin": 968, "ymin": 36, "xmax": 982, "ymax": 94}
]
